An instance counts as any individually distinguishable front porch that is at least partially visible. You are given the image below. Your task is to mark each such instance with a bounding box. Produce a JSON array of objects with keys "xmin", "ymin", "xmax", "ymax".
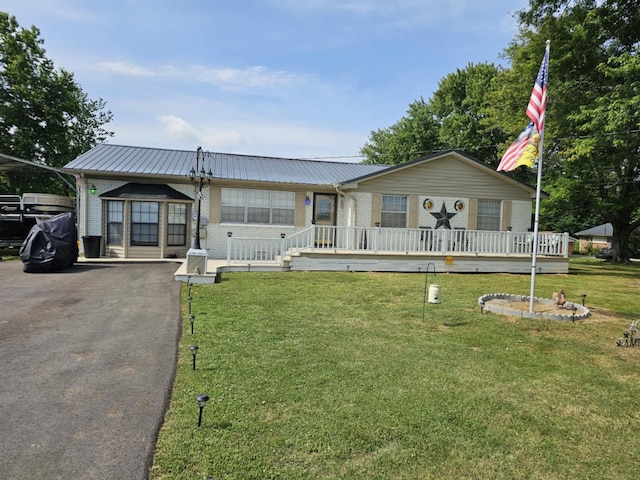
[{"xmin": 175, "ymin": 226, "xmax": 570, "ymax": 283}]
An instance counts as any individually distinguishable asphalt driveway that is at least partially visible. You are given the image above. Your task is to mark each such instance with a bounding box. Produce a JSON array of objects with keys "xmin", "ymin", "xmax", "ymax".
[{"xmin": 0, "ymin": 260, "xmax": 182, "ymax": 479}]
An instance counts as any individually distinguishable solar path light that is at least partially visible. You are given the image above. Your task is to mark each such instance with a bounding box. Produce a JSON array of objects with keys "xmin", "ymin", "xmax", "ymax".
[
  {"xmin": 196, "ymin": 394, "xmax": 209, "ymax": 427},
  {"xmin": 189, "ymin": 345, "xmax": 199, "ymax": 370}
]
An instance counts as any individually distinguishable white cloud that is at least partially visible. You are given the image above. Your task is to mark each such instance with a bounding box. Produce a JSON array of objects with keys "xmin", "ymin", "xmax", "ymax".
[
  {"xmin": 98, "ymin": 61, "xmax": 307, "ymax": 92},
  {"xmin": 157, "ymin": 115, "xmax": 243, "ymax": 150}
]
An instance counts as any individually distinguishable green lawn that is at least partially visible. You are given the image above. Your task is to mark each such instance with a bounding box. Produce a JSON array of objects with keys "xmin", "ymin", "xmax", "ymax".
[{"xmin": 150, "ymin": 258, "xmax": 640, "ymax": 479}]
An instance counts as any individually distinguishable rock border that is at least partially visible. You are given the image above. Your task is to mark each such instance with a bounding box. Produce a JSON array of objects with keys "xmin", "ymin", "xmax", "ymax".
[{"xmin": 478, "ymin": 293, "xmax": 590, "ymax": 321}]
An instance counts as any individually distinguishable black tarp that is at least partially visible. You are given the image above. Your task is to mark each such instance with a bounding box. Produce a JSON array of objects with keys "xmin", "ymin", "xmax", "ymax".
[{"xmin": 20, "ymin": 212, "xmax": 78, "ymax": 273}]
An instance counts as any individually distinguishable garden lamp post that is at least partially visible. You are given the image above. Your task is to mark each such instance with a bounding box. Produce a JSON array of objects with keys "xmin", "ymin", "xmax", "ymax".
[
  {"xmin": 188, "ymin": 147, "xmax": 213, "ymax": 250},
  {"xmin": 196, "ymin": 394, "xmax": 209, "ymax": 427}
]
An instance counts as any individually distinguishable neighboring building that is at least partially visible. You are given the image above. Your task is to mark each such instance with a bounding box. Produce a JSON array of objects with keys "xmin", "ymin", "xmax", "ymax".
[
  {"xmin": 575, "ymin": 223, "xmax": 613, "ymax": 252},
  {"xmin": 63, "ymin": 145, "xmax": 568, "ymax": 273}
]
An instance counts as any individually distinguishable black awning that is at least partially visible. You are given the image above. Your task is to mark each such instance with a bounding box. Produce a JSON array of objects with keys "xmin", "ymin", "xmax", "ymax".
[{"xmin": 100, "ymin": 183, "xmax": 192, "ymax": 200}]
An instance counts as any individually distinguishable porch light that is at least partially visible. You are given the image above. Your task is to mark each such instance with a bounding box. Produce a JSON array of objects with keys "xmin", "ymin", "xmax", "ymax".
[
  {"xmin": 189, "ymin": 345, "xmax": 199, "ymax": 370},
  {"xmin": 196, "ymin": 393, "xmax": 209, "ymax": 427},
  {"xmin": 89, "ymin": 184, "xmax": 97, "ymax": 195},
  {"xmin": 305, "ymin": 196, "xmax": 310, "ymax": 205}
]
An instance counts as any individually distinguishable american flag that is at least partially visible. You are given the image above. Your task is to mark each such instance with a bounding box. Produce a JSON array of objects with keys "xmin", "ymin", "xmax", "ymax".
[
  {"xmin": 526, "ymin": 48, "xmax": 549, "ymax": 132},
  {"xmin": 497, "ymin": 46, "xmax": 549, "ymax": 172}
]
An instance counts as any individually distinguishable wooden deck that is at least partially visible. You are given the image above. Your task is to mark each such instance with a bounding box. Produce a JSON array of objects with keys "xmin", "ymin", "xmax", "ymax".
[{"xmin": 173, "ymin": 249, "xmax": 569, "ymax": 284}]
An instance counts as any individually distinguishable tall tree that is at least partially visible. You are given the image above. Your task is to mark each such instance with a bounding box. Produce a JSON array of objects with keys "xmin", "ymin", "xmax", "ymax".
[
  {"xmin": 494, "ymin": 0, "xmax": 640, "ymax": 262},
  {"xmin": 429, "ymin": 63, "xmax": 509, "ymax": 166},
  {"xmin": 360, "ymin": 98, "xmax": 442, "ymax": 165},
  {"xmin": 0, "ymin": 12, "xmax": 113, "ymax": 195},
  {"xmin": 361, "ymin": 63, "xmax": 506, "ymax": 165}
]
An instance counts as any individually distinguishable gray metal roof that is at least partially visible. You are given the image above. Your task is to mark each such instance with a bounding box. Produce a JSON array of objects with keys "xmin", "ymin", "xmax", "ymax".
[
  {"xmin": 64, "ymin": 144, "xmax": 388, "ymax": 186},
  {"xmin": 575, "ymin": 223, "xmax": 613, "ymax": 237}
]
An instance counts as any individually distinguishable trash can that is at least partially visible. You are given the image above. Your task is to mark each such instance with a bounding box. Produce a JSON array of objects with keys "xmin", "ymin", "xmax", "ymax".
[{"xmin": 82, "ymin": 235, "xmax": 102, "ymax": 258}]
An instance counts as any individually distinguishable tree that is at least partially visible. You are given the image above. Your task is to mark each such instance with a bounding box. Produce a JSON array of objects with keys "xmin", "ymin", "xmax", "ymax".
[
  {"xmin": 0, "ymin": 12, "xmax": 113, "ymax": 195},
  {"xmin": 361, "ymin": 63, "xmax": 506, "ymax": 165},
  {"xmin": 429, "ymin": 63, "xmax": 509, "ymax": 166},
  {"xmin": 360, "ymin": 98, "xmax": 442, "ymax": 165},
  {"xmin": 495, "ymin": 0, "xmax": 640, "ymax": 262}
]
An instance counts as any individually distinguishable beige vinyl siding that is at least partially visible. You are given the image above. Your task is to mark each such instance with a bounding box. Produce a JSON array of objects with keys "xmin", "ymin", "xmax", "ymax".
[
  {"xmin": 353, "ymin": 156, "xmax": 533, "ymax": 201},
  {"xmin": 128, "ymin": 246, "xmax": 162, "ymax": 259},
  {"xmin": 501, "ymin": 201, "xmax": 512, "ymax": 231},
  {"xmin": 295, "ymin": 192, "xmax": 306, "ymax": 227},
  {"xmin": 467, "ymin": 198, "xmax": 478, "ymax": 230},
  {"xmin": 371, "ymin": 194, "xmax": 381, "ymax": 226},
  {"xmin": 408, "ymin": 196, "xmax": 418, "ymax": 228},
  {"xmin": 209, "ymin": 187, "xmax": 221, "ymax": 224}
]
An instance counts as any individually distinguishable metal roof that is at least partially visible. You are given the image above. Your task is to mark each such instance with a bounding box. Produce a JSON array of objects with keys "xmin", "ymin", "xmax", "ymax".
[
  {"xmin": 64, "ymin": 144, "xmax": 388, "ymax": 186},
  {"xmin": 575, "ymin": 223, "xmax": 613, "ymax": 237},
  {"xmin": 99, "ymin": 182, "xmax": 192, "ymax": 200}
]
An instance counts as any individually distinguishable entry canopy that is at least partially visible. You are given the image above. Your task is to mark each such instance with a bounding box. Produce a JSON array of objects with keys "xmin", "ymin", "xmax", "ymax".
[
  {"xmin": 0, "ymin": 152, "xmax": 76, "ymax": 192},
  {"xmin": 0, "ymin": 152, "xmax": 65, "ymax": 174}
]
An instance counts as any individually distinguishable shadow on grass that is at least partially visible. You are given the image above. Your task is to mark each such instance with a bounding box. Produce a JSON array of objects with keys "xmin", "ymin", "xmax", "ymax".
[
  {"xmin": 204, "ymin": 421, "xmax": 233, "ymax": 430},
  {"xmin": 568, "ymin": 258, "xmax": 640, "ymax": 279},
  {"xmin": 442, "ymin": 322, "xmax": 469, "ymax": 328}
]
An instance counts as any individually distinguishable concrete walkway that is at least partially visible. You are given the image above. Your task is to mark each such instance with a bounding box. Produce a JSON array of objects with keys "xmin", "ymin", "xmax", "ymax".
[{"xmin": 0, "ymin": 260, "xmax": 182, "ymax": 479}]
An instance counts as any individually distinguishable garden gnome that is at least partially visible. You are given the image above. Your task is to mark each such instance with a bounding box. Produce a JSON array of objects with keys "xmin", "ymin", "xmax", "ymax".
[{"xmin": 553, "ymin": 289, "xmax": 567, "ymax": 307}]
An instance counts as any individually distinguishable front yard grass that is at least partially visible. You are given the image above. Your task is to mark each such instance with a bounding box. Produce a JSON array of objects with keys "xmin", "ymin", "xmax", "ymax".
[{"xmin": 150, "ymin": 258, "xmax": 640, "ymax": 479}]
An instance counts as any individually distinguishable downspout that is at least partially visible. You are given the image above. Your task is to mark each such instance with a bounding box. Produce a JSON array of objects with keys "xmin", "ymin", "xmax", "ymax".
[
  {"xmin": 333, "ymin": 183, "xmax": 356, "ymax": 227},
  {"xmin": 80, "ymin": 173, "xmax": 89, "ymax": 237}
]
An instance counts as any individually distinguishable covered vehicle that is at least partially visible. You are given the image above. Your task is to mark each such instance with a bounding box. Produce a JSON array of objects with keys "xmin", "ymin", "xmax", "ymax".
[{"xmin": 20, "ymin": 212, "xmax": 78, "ymax": 273}]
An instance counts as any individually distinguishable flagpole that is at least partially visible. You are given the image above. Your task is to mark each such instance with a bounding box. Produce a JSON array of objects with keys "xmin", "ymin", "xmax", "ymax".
[
  {"xmin": 528, "ymin": 129, "xmax": 545, "ymax": 312},
  {"xmin": 529, "ymin": 40, "xmax": 550, "ymax": 313}
]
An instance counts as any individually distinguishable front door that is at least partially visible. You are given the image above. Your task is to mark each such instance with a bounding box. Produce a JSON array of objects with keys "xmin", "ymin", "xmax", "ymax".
[{"xmin": 313, "ymin": 193, "xmax": 337, "ymax": 247}]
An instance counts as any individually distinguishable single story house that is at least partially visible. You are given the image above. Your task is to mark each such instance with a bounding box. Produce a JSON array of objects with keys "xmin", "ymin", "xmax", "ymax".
[
  {"xmin": 574, "ymin": 223, "xmax": 613, "ymax": 252},
  {"xmin": 63, "ymin": 145, "xmax": 569, "ymax": 274}
]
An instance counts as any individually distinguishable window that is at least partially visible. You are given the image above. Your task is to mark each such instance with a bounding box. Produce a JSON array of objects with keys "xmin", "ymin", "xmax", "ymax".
[
  {"xmin": 381, "ymin": 195, "xmax": 407, "ymax": 228},
  {"xmin": 272, "ymin": 191, "xmax": 295, "ymax": 225},
  {"xmin": 131, "ymin": 201, "xmax": 159, "ymax": 246},
  {"xmin": 167, "ymin": 203, "xmax": 187, "ymax": 246},
  {"xmin": 247, "ymin": 190, "xmax": 270, "ymax": 223},
  {"xmin": 222, "ymin": 188, "xmax": 295, "ymax": 225},
  {"xmin": 477, "ymin": 200, "xmax": 501, "ymax": 231},
  {"xmin": 106, "ymin": 201, "xmax": 123, "ymax": 244}
]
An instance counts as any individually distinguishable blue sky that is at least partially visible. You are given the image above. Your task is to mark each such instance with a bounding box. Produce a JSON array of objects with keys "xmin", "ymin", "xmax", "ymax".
[{"xmin": 1, "ymin": 0, "xmax": 528, "ymax": 161}]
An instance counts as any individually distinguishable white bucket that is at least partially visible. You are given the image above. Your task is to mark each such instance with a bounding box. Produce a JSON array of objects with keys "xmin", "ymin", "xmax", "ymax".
[{"xmin": 428, "ymin": 284, "xmax": 441, "ymax": 304}]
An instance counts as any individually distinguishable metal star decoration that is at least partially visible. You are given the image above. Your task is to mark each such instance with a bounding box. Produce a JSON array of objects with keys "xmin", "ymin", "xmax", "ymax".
[{"xmin": 430, "ymin": 202, "xmax": 456, "ymax": 229}]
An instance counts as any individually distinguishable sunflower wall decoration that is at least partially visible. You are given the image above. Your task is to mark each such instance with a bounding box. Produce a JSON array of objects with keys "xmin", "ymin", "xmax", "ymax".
[
  {"xmin": 454, "ymin": 200, "xmax": 465, "ymax": 212},
  {"xmin": 423, "ymin": 198, "xmax": 433, "ymax": 210}
]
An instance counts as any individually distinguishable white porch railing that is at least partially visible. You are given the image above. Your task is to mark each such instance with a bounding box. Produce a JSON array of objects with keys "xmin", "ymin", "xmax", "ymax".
[{"xmin": 226, "ymin": 226, "xmax": 569, "ymax": 266}]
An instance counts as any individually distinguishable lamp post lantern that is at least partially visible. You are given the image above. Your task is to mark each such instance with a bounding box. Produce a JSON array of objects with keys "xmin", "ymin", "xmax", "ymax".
[{"xmin": 188, "ymin": 147, "xmax": 213, "ymax": 250}]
